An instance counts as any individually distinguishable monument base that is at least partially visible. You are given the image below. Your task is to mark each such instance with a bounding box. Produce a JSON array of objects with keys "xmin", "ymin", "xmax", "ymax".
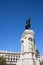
[
  {"xmin": 17, "ymin": 58, "xmax": 40, "ymax": 65},
  {"xmin": 17, "ymin": 30, "xmax": 40, "ymax": 65}
]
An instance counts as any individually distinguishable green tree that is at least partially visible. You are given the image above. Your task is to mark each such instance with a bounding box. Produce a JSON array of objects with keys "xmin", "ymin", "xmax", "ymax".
[
  {"xmin": 0, "ymin": 57, "xmax": 6, "ymax": 65},
  {"xmin": 40, "ymin": 60, "xmax": 43, "ymax": 65}
]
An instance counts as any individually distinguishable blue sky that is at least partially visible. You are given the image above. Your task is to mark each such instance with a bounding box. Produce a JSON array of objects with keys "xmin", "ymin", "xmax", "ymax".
[{"xmin": 0, "ymin": 0, "xmax": 43, "ymax": 55}]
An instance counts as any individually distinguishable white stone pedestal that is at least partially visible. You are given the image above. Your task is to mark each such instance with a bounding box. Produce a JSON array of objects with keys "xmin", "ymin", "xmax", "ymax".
[{"xmin": 17, "ymin": 30, "xmax": 40, "ymax": 65}]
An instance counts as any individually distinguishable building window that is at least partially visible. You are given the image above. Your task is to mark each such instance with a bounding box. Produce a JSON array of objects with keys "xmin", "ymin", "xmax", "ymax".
[
  {"xmin": 13, "ymin": 58, "xmax": 15, "ymax": 61},
  {"xmin": 8, "ymin": 58, "xmax": 9, "ymax": 61},
  {"xmin": 11, "ymin": 58, "xmax": 12, "ymax": 61}
]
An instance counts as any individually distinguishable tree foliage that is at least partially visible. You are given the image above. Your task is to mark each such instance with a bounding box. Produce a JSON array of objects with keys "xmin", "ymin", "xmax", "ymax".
[
  {"xmin": 0, "ymin": 57, "xmax": 6, "ymax": 65},
  {"xmin": 40, "ymin": 60, "xmax": 43, "ymax": 65}
]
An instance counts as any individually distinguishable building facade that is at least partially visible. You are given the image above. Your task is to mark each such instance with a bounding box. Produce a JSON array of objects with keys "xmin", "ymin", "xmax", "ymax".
[
  {"xmin": 40, "ymin": 56, "xmax": 43, "ymax": 62},
  {"xmin": 0, "ymin": 51, "xmax": 20, "ymax": 65},
  {"xmin": 0, "ymin": 51, "xmax": 43, "ymax": 65}
]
